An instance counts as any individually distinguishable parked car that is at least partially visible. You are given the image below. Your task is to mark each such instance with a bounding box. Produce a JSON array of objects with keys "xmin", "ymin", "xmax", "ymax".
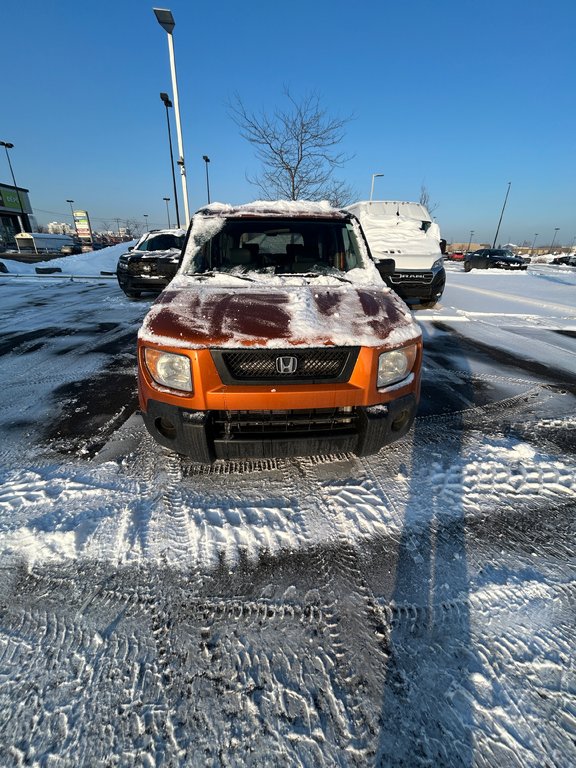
[
  {"xmin": 137, "ymin": 201, "xmax": 423, "ymax": 463},
  {"xmin": 551, "ymin": 254, "xmax": 576, "ymax": 266},
  {"xmin": 464, "ymin": 248, "xmax": 528, "ymax": 272},
  {"xmin": 60, "ymin": 241, "xmax": 83, "ymax": 255},
  {"xmin": 447, "ymin": 250, "xmax": 465, "ymax": 261},
  {"xmin": 345, "ymin": 201, "xmax": 446, "ymax": 308},
  {"xmin": 116, "ymin": 229, "xmax": 186, "ymax": 297}
]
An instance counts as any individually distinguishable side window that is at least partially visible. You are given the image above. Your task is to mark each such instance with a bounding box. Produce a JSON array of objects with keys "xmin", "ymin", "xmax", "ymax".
[{"xmin": 343, "ymin": 225, "xmax": 360, "ymax": 270}]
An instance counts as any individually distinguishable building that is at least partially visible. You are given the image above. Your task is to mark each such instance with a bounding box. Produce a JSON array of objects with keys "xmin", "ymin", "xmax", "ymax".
[
  {"xmin": 48, "ymin": 222, "xmax": 74, "ymax": 235},
  {"xmin": 0, "ymin": 182, "xmax": 37, "ymax": 248}
]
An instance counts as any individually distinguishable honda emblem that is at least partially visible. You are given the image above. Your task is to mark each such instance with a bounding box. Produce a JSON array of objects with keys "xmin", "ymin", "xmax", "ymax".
[{"xmin": 276, "ymin": 356, "xmax": 298, "ymax": 374}]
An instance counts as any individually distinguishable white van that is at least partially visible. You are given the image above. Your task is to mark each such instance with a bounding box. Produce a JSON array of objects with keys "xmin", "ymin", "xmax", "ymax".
[{"xmin": 346, "ymin": 201, "xmax": 446, "ymax": 307}]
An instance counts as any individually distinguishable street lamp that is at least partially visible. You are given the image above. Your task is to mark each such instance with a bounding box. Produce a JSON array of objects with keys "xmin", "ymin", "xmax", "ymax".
[
  {"xmin": 143, "ymin": 214, "xmax": 149, "ymax": 231},
  {"xmin": 153, "ymin": 8, "xmax": 190, "ymax": 227},
  {"xmin": 370, "ymin": 173, "xmax": 384, "ymax": 202},
  {"xmin": 467, "ymin": 230, "xmax": 475, "ymax": 254},
  {"xmin": 492, "ymin": 181, "xmax": 511, "ymax": 248},
  {"xmin": 163, "ymin": 197, "xmax": 171, "ymax": 228},
  {"xmin": 160, "ymin": 92, "xmax": 181, "ymax": 229},
  {"xmin": 0, "ymin": 140, "xmax": 26, "ymax": 228},
  {"xmin": 66, "ymin": 199, "xmax": 79, "ymax": 238},
  {"xmin": 550, "ymin": 227, "xmax": 559, "ymax": 252},
  {"xmin": 202, "ymin": 155, "xmax": 211, "ymax": 204},
  {"xmin": 530, "ymin": 233, "xmax": 538, "ymax": 256}
]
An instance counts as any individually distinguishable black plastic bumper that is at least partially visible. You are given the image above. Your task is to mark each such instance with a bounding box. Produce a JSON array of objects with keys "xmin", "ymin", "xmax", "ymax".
[
  {"xmin": 141, "ymin": 394, "xmax": 417, "ymax": 463},
  {"xmin": 387, "ymin": 269, "xmax": 446, "ymax": 303},
  {"xmin": 116, "ymin": 273, "xmax": 169, "ymax": 294}
]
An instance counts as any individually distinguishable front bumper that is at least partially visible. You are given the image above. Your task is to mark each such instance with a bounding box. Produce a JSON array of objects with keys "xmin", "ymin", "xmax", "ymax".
[
  {"xmin": 387, "ymin": 268, "xmax": 446, "ymax": 303},
  {"xmin": 141, "ymin": 394, "xmax": 417, "ymax": 462},
  {"xmin": 117, "ymin": 272, "xmax": 170, "ymax": 294},
  {"xmin": 489, "ymin": 262, "xmax": 527, "ymax": 270}
]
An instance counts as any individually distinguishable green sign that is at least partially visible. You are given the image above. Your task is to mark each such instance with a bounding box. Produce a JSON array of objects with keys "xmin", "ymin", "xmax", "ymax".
[{"xmin": 0, "ymin": 185, "xmax": 31, "ymax": 213}]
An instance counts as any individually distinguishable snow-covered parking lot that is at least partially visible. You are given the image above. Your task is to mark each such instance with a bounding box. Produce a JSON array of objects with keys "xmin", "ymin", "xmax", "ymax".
[{"xmin": 0, "ymin": 252, "xmax": 575, "ymax": 767}]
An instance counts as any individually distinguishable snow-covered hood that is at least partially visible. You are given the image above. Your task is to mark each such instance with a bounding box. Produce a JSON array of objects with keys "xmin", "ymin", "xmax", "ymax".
[
  {"xmin": 139, "ymin": 279, "xmax": 420, "ymax": 350},
  {"xmin": 127, "ymin": 248, "xmax": 181, "ymax": 261}
]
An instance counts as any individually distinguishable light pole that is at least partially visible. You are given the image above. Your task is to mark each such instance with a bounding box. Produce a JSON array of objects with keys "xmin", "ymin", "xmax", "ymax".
[
  {"xmin": 160, "ymin": 92, "xmax": 181, "ymax": 228},
  {"xmin": 550, "ymin": 227, "xmax": 559, "ymax": 252},
  {"xmin": 530, "ymin": 233, "xmax": 538, "ymax": 256},
  {"xmin": 153, "ymin": 8, "xmax": 190, "ymax": 227},
  {"xmin": 0, "ymin": 140, "xmax": 26, "ymax": 229},
  {"xmin": 466, "ymin": 230, "xmax": 474, "ymax": 254},
  {"xmin": 143, "ymin": 214, "xmax": 149, "ymax": 232},
  {"xmin": 370, "ymin": 173, "xmax": 384, "ymax": 201},
  {"xmin": 163, "ymin": 197, "xmax": 171, "ymax": 228},
  {"xmin": 202, "ymin": 155, "xmax": 211, "ymax": 203},
  {"xmin": 492, "ymin": 181, "xmax": 511, "ymax": 248},
  {"xmin": 66, "ymin": 199, "xmax": 79, "ymax": 238}
]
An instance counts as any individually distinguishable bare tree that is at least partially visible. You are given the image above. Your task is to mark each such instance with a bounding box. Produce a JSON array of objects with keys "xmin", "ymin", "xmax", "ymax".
[
  {"xmin": 123, "ymin": 219, "xmax": 144, "ymax": 239},
  {"xmin": 419, "ymin": 185, "xmax": 439, "ymax": 214},
  {"xmin": 229, "ymin": 89, "xmax": 356, "ymax": 206}
]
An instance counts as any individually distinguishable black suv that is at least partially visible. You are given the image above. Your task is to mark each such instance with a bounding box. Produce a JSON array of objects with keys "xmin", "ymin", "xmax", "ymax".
[
  {"xmin": 464, "ymin": 248, "xmax": 528, "ymax": 272},
  {"xmin": 116, "ymin": 229, "xmax": 186, "ymax": 297}
]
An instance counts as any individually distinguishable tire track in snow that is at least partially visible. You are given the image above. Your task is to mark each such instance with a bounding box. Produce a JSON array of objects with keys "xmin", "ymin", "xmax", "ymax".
[{"xmin": 273, "ymin": 455, "xmax": 397, "ymax": 759}]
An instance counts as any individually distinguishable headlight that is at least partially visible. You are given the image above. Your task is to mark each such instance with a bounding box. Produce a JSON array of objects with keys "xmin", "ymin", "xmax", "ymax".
[
  {"xmin": 377, "ymin": 344, "xmax": 417, "ymax": 388},
  {"xmin": 144, "ymin": 348, "xmax": 193, "ymax": 392},
  {"xmin": 432, "ymin": 258, "xmax": 444, "ymax": 271}
]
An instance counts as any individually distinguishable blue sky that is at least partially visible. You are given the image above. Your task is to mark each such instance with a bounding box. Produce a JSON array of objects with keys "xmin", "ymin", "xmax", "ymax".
[{"xmin": 2, "ymin": 0, "xmax": 575, "ymax": 246}]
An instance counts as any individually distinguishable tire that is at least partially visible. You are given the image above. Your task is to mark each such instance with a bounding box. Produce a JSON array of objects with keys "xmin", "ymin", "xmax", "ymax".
[
  {"xmin": 417, "ymin": 299, "xmax": 437, "ymax": 309},
  {"xmin": 464, "ymin": 261, "xmax": 472, "ymax": 272},
  {"xmin": 124, "ymin": 289, "xmax": 141, "ymax": 298}
]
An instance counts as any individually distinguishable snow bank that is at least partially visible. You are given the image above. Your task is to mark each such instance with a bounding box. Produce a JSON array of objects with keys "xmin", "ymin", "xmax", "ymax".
[{"xmin": 0, "ymin": 240, "xmax": 137, "ymax": 276}]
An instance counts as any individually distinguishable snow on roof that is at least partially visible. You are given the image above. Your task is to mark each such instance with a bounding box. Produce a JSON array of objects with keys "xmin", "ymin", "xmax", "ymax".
[
  {"xmin": 194, "ymin": 200, "xmax": 349, "ymax": 219},
  {"xmin": 347, "ymin": 200, "xmax": 432, "ymax": 221},
  {"xmin": 139, "ymin": 228, "xmax": 187, "ymax": 236},
  {"xmin": 346, "ymin": 201, "xmax": 441, "ymax": 258}
]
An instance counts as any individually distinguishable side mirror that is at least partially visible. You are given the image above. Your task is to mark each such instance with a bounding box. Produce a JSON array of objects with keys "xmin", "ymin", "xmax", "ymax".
[
  {"xmin": 128, "ymin": 246, "xmax": 134, "ymax": 251},
  {"xmin": 376, "ymin": 258, "xmax": 396, "ymax": 279}
]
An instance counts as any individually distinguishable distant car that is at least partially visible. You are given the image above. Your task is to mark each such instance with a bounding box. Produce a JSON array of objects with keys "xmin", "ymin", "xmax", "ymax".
[
  {"xmin": 551, "ymin": 254, "xmax": 576, "ymax": 266},
  {"xmin": 447, "ymin": 251, "xmax": 465, "ymax": 261},
  {"xmin": 60, "ymin": 242, "xmax": 83, "ymax": 255},
  {"xmin": 116, "ymin": 229, "xmax": 186, "ymax": 297},
  {"xmin": 464, "ymin": 248, "xmax": 528, "ymax": 272}
]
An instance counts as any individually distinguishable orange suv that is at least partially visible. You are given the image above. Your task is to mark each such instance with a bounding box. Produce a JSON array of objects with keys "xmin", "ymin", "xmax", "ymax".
[{"xmin": 137, "ymin": 202, "xmax": 422, "ymax": 462}]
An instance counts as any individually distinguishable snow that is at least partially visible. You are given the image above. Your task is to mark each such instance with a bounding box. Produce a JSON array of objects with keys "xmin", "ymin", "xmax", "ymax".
[
  {"xmin": 138, "ymin": 279, "xmax": 420, "ymax": 350},
  {"xmin": 346, "ymin": 199, "xmax": 443, "ymax": 261},
  {"xmin": 0, "ymin": 254, "xmax": 575, "ymax": 765},
  {"xmin": 0, "ymin": 240, "xmax": 136, "ymax": 276}
]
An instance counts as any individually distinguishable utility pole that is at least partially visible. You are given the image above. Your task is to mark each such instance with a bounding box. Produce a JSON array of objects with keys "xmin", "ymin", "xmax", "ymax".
[{"xmin": 492, "ymin": 182, "xmax": 511, "ymax": 248}]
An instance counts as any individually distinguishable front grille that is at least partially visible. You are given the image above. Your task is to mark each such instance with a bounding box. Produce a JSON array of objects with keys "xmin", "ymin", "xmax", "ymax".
[
  {"xmin": 211, "ymin": 347, "xmax": 359, "ymax": 384},
  {"xmin": 390, "ymin": 272, "xmax": 434, "ymax": 284},
  {"xmin": 212, "ymin": 408, "xmax": 358, "ymax": 439},
  {"xmin": 128, "ymin": 260, "xmax": 175, "ymax": 277}
]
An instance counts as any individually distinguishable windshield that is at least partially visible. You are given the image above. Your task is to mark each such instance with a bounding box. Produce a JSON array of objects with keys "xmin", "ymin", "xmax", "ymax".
[
  {"xmin": 137, "ymin": 233, "xmax": 185, "ymax": 252},
  {"xmin": 186, "ymin": 218, "xmax": 363, "ymax": 275},
  {"xmin": 490, "ymin": 250, "xmax": 515, "ymax": 258}
]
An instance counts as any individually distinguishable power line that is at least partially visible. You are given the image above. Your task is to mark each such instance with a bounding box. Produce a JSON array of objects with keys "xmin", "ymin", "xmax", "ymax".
[{"xmin": 33, "ymin": 207, "xmax": 148, "ymax": 225}]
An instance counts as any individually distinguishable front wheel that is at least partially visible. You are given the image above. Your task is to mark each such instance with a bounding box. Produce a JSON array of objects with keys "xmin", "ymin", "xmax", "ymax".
[
  {"xmin": 464, "ymin": 261, "xmax": 472, "ymax": 272},
  {"xmin": 124, "ymin": 289, "xmax": 141, "ymax": 298}
]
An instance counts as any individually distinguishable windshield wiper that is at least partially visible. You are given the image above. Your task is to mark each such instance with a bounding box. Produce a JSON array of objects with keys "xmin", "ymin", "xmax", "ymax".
[
  {"xmin": 193, "ymin": 270, "xmax": 255, "ymax": 282},
  {"xmin": 297, "ymin": 271, "xmax": 352, "ymax": 284}
]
